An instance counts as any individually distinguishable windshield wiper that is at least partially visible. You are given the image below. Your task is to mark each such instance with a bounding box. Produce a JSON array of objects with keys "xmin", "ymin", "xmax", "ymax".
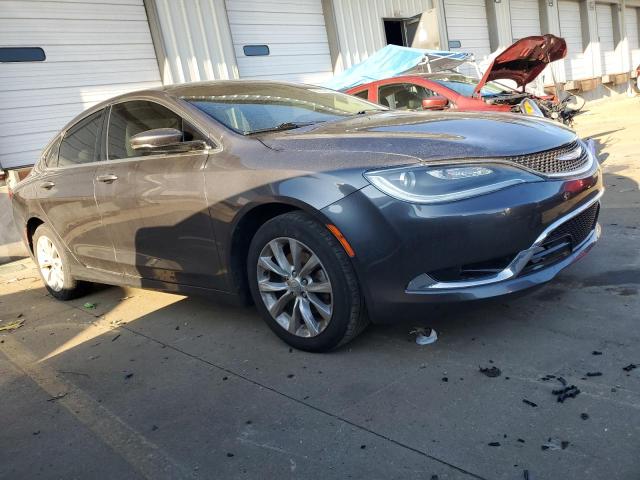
[{"xmin": 247, "ymin": 121, "xmax": 317, "ymax": 135}]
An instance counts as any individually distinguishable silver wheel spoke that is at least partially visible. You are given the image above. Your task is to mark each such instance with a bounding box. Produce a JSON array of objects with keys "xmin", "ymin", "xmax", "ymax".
[
  {"xmin": 307, "ymin": 293, "xmax": 332, "ymax": 321},
  {"xmin": 258, "ymin": 280, "xmax": 288, "ymax": 292},
  {"xmin": 305, "ymin": 281, "xmax": 331, "ymax": 293},
  {"xmin": 299, "ymin": 254, "xmax": 320, "ymax": 278},
  {"xmin": 289, "ymin": 298, "xmax": 301, "ymax": 333},
  {"xmin": 269, "ymin": 240, "xmax": 292, "ymax": 275},
  {"xmin": 289, "ymin": 239, "xmax": 302, "ymax": 273},
  {"xmin": 269, "ymin": 291, "xmax": 294, "ymax": 317},
  {"xmin": 37, "ymin": 235, "xmax": 64, "ymax": 292},
  {"xmin": 258, "ymin": 256, "xmax": 289, "ymax": 278},
  {"xmin": 298, "ymin": 298, "xmax": 321, "ymax": 336}
]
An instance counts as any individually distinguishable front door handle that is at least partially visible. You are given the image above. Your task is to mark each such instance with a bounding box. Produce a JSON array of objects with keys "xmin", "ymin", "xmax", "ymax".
[
  {"xmin": 40, "ymin": 181, "xmax": 55, "ymax": 190},
  {"xmin": 96, "ymin": 174, "xmax": 118, "ymax": 184}
]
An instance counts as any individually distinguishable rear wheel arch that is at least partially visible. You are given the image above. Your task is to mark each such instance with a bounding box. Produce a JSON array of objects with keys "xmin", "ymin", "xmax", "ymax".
[{"xmin": 26, "ymin": 217, "xmax": 45, "ymax": 253}]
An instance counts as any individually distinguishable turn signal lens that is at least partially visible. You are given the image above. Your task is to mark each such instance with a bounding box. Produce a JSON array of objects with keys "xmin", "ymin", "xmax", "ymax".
[{"xmin": 326, "ymin": 224, "xmax": 355, "ymax": 258}]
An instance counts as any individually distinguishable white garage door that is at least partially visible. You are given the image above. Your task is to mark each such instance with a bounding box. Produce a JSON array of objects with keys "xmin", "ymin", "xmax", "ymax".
[
  {"xmin": 510, "ymin": 0, "xmax": 541, "ymax": 40},
  {"xmin": 0, "ymin": 0, "xmax": 161, "ymax": 169},
  {"xmin": 596, "ymin": 3, "xmax": 621, "ymax": 74},
  {"xmin": 559, "ymin": 0, "xmax": 589, "ymax": 80},
  {"xmin": 226, "ymin": 0, "xmax": 333, "ymax": 84},
  {"xmin": 444, "ymin": 0, "xmax": 492, "ymax": 70},
  {"xmin": 626, "ymin": 7, "xmax": 640, "ymax": 68}
]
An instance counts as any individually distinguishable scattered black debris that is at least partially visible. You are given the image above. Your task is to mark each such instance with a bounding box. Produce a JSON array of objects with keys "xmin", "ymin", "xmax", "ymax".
[
  {"xmin": 523, "ymin": 469, "xmax": 530, "ymax": 480},
  {"xmin": 540, "ymin": 374, "xmax": 556, "ymax": 381},
  {"xmin": 32, "ymin": 430, "xmax": 40, "ymax": 436},
  {"xmin": 517, "ymin": 438, "xmax": 526, "ymax": 443},
  {"xmin": 151, "ymin": 425, "xmax": 159, "ymax": 431},
  {"xmin": 111, "ymin": 334, "xmax": 120, "ymax": 342},
  {"xmin": 586, "ymin": 372, "xmax": 602, "ymax": 377},
  {"xmin": 245, "ymin": 420, "xmax": 252, "ymax": 425},
  {"xmin": 226, "ymin": 453, "xmax": 234, "ymax": 458},
  {"xmin": 552, "ymin": 385, "xmax": 580, "ymax": 402},
  {"xmin": 287, "ymin": 374, "xmax": 295, "ymax": 378},
  {"xmin": 441, "ymin": 377, "xmax": 448, "ymax": 382},
  {"xmin": 47, "ymin": 392, "xmax": 68, "ymax": 402},
  {"xmin": 222, "ymin": 376, "xmax": 228, "ymax": 381},
  {"xmin": 479, "ymin": 366, "xmax": 501, "ymax": 378},
  {"xmin": 581, "ymin": 413, "xmax": 589, "ymax": 420},
  {"xmin": 542, "ymin": 438, "xmax": 568, "ymax": 451},
  {"xmin": 175, "ymin": 326, "xmax": 180, "ymax": 330},
  {"xmin": 592, "ymin": 351, "xmax": 603, "ymax": 356},
  {"xmin": 488, "ymin": 442, "xmax": 501, "ymax": 447},
  {"xmin": 303, "ymin": 395, "xmax": 310, "ymax": 400},
  {"xmin": 17, "ymin": 313, "xmax": 24, "ymax": 318},
  {"xmin": 503, "ymin": 434, "xmax": 507, "ymax": 438},
  {"xmin": 288, "ymin": 348, "xmax": 293, "ymax": 353},
  {"xmin": 622, "ymin": 364, "xmax": 637, "ymax": 372},
  {"xmin": 557, "ymin": 376, "xmax": 568, "ymax": 386},
  {"xmin": 504, "ymin": 376, "xmax": 510, "ymax": 380},
  {"xmin": 124, "ymin": 373, "xmax": 134, "ymax": 379},
  {"xmin": 561, "ymin": 441, "xmax": 570, "ymax": 450},
  {"xmin": 431, "ymin": 476, "xmax": 439, "ymax": 480},
  {"xmin": 360, "ymin": 445, "xmax": 366, "ymax": 449},
  {"xmin": 522, "ymin": 399, "xmax": 537, "ymax": 407},
  {"xmin": 611, "ymin": 387, "xmax": 617, "ymax": 393}
]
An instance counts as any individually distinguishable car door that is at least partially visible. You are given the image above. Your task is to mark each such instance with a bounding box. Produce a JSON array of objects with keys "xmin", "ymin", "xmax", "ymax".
[
  {"xmin": 94, "ymin": 99, "xmax": 224, "ymax": 290},
  {"xmin": 377, "ymin": 83, "xmax": 440, "ymax": 110},
  {"xmin": 36, "ymin": 109, "xmax": 120, "ymax": 273}
]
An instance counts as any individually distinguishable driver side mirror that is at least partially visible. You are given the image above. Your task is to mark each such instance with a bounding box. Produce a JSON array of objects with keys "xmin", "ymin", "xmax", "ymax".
[
  {"xmin": 130, "ymin": 128, "xmax": 209, "ymax": 154},
  {"xmin": 421, "ymin": 96, "xmax": 449, "ymax": 110}
]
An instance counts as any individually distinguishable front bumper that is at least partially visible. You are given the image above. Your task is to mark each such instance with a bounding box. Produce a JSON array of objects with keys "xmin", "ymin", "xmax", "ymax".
[{"xmin": 322, "ymin": 167, "xmax": 603, "ymax": 323}]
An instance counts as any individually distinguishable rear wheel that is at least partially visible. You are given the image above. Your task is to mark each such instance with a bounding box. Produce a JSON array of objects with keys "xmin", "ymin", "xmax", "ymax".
[
  {"xmin": 247, "ymin": 212, "xmax": 368, "ymax": 352},
  {"xmin": 33, "ymin": 225, "xmax": 88, "ymax": 300}
]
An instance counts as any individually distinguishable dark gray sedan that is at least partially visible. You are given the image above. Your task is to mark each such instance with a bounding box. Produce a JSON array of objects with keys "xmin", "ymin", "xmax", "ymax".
[{"xmin": 11, "ymin": 81, "xmax": 603, "ymax": 351}]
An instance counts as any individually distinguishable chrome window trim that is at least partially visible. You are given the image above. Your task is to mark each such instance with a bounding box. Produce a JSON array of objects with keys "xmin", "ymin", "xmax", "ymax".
[{"xmin": 407, "ymin": 190, "xmax": 604, "ymax": 291}]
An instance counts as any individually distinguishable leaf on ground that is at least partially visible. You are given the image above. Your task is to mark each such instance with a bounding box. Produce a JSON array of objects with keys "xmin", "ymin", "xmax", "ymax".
[
  {"xmin": 0, "ymin": 319, "xmax": 25, "ymax": 332},
  {"xmin": 83, "ymin": 302, "xmax": 97, "ymax": 309}
]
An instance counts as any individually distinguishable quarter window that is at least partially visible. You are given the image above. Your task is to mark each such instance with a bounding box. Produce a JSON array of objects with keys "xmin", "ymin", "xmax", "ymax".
[
  {"xmin": 351, "ymin": 89, "xmax": 369, "ymax": 100},
  {"xmin": 58, "ymin": 110, "xmax": 104, "ymax": 167},
  {"xmin": 378, "ymin": 83, "xmax": 437, "ymax": 110},
  {"xmin": 107, "ymin": 101, "xmax": 192, "ymax": 160}
]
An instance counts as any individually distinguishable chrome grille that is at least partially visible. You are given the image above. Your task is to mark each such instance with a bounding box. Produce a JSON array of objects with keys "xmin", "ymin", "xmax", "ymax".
[{"xmin": 509, "ymin": 141, "xmax": 590, "ymax": 175}]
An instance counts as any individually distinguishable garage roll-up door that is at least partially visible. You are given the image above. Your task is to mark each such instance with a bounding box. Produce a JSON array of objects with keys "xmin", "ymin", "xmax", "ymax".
[
  {"xmin": 626, "ymin": 7, "xmax": 640, "ymax": 69},
  {"xmin": 559, "ymin": 0, "xmax": 589, "ymax": 80},
  {"xmin": 0, "ymin": 0, "xmax": 161, "ymax": 169},
  {"xmin": 510, "ymin": 0, "xmax": 541, "ymax": 40},
  {"xmin": 226, "ymin": 0, "xmax": 333, "ymax": 84},
  {"xmin": 596, "ymin": 3, "xmax": 621, "ymax": 74},
  {"xmin": 444, "ymin": 0, "xmax": 492, "ymax": 68}
]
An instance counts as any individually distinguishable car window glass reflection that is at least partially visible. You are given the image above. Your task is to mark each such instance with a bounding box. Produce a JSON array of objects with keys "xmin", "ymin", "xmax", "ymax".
[
  {"xmin": 378, "ymin": 83, "xmax": 436, "ymax": 110},
  {"xmin": 58, "ymin": 111, "xmax": 103, "ymax": 167},
  {"xmin": 108, "ymin": 101, "xmax": 183, "ymax": 160}
]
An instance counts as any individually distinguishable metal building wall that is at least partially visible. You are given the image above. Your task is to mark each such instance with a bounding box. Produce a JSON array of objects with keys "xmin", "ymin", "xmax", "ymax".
[
  {"xmin": 329, "ymin": 0, "xmax": 433, "ymax": 71},
  {"xmin": 149, "ymin": 0, "xmax": 239, "ymax": 84}
]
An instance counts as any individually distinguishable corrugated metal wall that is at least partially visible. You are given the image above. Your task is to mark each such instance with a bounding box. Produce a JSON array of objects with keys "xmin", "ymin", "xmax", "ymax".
[
  {"xmin": 330, "ymin": 0, "xmax": 433, "ymax": 71},
  {"xmin": 152, "ymin": 0, "xmax": 239, "ymax": 84},
  {"xmin": 0, "ymin": 0, "xmax": 161, "ymax": 168}
]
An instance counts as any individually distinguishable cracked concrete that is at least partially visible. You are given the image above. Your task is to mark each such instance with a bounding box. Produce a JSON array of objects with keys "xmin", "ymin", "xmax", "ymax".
[{"xmin": 1, "ymin": 97, "xmax": 639, "ymax": 479}]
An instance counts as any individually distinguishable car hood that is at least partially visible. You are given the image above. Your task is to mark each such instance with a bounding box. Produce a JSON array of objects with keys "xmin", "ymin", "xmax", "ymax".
[
  {"xmin": 473, "ymin": 34, "xmax": 567, "ymax": 95},
  {"xmin": 258, "ymin": 110, "xmax": 577, "ymax": 163}
]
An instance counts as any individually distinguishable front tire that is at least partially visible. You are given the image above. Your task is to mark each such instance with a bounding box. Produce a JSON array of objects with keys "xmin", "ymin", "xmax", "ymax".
[
  {"xmin": 247, "ymin": 211, "xmax": 368, "ymax": 352},
  {"xmin": 33, "ymin": 224, "xmax": 88, "ymax": 300}
]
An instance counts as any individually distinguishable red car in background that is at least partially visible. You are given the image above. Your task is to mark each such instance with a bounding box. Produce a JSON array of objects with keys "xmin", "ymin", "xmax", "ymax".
[{"xmin": 347, "ymin": 35, "xmax": 571, "ymax": 120}]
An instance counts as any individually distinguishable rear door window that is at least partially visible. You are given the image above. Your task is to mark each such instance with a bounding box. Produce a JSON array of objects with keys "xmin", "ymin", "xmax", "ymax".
[{"xmin": 58, "ymin": 110, "xmax": 104, "ymax": 167}]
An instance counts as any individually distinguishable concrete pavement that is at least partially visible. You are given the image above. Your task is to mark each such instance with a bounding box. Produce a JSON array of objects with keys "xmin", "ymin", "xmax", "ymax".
[{"xmin": 1, "ymin": 98, "xmax": 639, "ymax": 479}]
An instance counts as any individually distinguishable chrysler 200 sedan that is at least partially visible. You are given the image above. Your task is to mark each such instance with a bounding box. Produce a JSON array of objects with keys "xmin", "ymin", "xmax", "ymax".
[{"xmin": 11, "ymin": 81, "xmax": 603, "ymax": 351}]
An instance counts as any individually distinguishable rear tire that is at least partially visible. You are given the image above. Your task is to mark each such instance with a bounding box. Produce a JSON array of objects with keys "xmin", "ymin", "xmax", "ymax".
[
  {"xmin": 33, "ymin": 224, "xmax": 89, "ymax": 300},
  {"xmin": 247, "ymin": 211, "xmax": 368, "ymax": 352}
]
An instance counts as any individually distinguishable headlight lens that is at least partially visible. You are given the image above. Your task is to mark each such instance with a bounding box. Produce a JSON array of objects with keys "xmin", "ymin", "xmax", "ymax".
[
  {"xmin": 520, "ymin": 98, "xmax": 544, "ymax": 117},
  {"xmin": 364, "ymin": 163, "xmax": 542, "ymax": 204}
]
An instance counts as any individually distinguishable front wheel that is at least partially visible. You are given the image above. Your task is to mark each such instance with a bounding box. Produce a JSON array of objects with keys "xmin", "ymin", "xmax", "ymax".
[{"xmin": 247, "ymin": 212, "xmax": 368, "ymax": 352}]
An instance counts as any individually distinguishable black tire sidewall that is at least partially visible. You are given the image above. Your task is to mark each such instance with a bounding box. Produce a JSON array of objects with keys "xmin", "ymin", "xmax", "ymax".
[
  {"xmin": 247, "ymin": 213, "xmax": 361, "ymax": 352},
  {"xmin": 33, "ymin": 225, "xmax": 80, "ymax": 300}
]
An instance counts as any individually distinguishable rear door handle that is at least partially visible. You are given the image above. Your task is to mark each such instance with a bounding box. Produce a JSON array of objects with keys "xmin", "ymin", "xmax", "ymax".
[
  {"xmin": 40, "ymin": 181, "xmax": 55, "ymax": 190},
  {"xmin": 96, "ymin": 174, "xmax": 118, "ymax": 184}
]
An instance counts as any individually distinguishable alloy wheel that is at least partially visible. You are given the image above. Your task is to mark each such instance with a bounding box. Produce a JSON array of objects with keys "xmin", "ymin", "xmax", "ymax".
[
  {"xmin": 36, "ymin": 235, "xmax": 64, "ymax": 292},
  {"xmin": 257, "ymin": 237, "xmax": 333, "ymax": 337}
]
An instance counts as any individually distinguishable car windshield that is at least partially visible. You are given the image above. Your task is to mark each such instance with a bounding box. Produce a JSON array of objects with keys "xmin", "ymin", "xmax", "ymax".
[
  {"xmin": 183, "ymin": 83, "xmax": 386, "ymax": 135},
  {"xmin": 430, "ymin": 74, "xmax": 515, "ymax": 98}
]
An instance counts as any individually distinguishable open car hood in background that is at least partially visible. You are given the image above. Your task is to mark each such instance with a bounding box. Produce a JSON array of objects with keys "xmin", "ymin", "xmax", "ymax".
[{"xmin": 473, "ymin": 34, "xmax": 567, "ymax": 95}]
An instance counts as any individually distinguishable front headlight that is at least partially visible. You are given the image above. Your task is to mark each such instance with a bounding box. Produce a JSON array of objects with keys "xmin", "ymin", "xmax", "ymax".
[
  {"xmin": 520, "ymin": 98, "xmax": 544, "ymax": 117},
  {"xmin": 364, "ymin": 163, "xmax": 542, "ymax": 204}
]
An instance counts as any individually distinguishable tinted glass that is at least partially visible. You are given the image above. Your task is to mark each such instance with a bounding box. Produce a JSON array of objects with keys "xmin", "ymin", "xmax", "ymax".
[
  {"xmin": 183, "ymin": 84, "xmax": 385, "ymax": 134},
  {"xmin": 107, "ymin": 101, "xmax": 183, "ymax": 159},
  {"xmin": 58, "ymin": 111, "xmax": 103, "ymax": 167},
  {"xmin": 352, "ymin": 89, "xmax": 369, "ymax": 100},
  {"xmin": 42, "ymin": 137, "xmax": 61, "ymax": 168},
  {"xmin": 0, "ymin": 47, "xmax": 46, "ymax": 62},
  {"xmin": 378, "ymin": 83, "xmax": 435, "ymax": 110}
]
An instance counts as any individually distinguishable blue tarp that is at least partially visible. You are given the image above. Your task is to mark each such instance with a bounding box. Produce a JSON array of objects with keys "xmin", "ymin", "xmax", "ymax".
[{"xmin": 323, "ymin": 44, "xmax": 472, "ymax": 91}]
